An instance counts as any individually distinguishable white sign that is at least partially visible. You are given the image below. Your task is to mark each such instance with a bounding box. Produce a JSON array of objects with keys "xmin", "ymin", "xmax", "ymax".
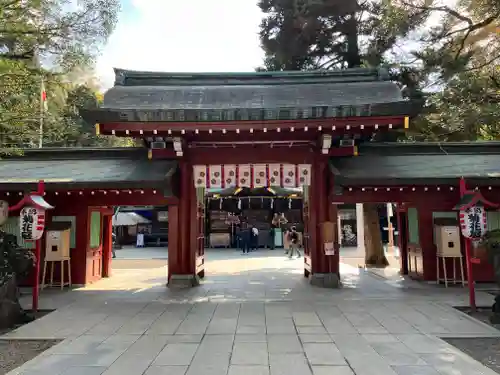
[
  {"xmin": 459, "ymin": 205, "xmax": 487, "ymax": 239},
  {"xmin": 324, "ymin": 242, "xmax": 336, "ymax": 256},
  {"xmin": 0, "ymin": 200, "xmax": 8, "ymax": 226},
  {"xmin": 20, "ymin": 206, "xmax": 46, "ymax": 241},
  {"xmin": 48, "ymin": 231, "xmax": 60, "ymax": 241}
]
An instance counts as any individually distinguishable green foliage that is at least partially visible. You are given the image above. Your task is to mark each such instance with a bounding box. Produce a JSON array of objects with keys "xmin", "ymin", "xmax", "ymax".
[
  {"xmin": 0, "ymin": 0, "xmax": 122, "ymax": 151},
  {"xmin": 258, "ymin": 0, "xmax": 500, "ymax": 141},
  {"xmin": 0, "ymin": 231, "xmax": 35, "ymax": 287},
  {"xmin": 480, "ymin": 229, "xmax": 500, "ymax": 261}
]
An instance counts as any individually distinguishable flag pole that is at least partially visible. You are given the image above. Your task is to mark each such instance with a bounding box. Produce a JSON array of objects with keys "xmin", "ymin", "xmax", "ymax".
[{"xmin": 38, "ymin": 77, "xmax": 44, "ymax": 148}]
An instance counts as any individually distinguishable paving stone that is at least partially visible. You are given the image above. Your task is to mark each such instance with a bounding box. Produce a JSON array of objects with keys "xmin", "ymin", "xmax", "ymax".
[
  {"xmin": 292, "ymin": 312, "xmax": 322, "ymax": 326},
  {"xmin": 311, "ymin": 366, "xmax": 355, "ymax": 375},
  {"xmin": 50, "ymin": 336, "xmax": 109, "ymax": 355},
  {"xmin": 296, "ymin": 326, "xmax": 328, "ymax": 334},
  {"xmin": 153, "ymin": 343, "xmax": 199, "ymax": 366},
  {"xmin": 206, "ymin": 318, "xmax": 238, "ymax": 334},
  {"xmin": 269, "ymin": 353, "xmax": 312, "ymax": 375},
  {"xmin": 370, "ymin": 342, "xmax": 427, "ymax": 366},
  {"xmin": 101, "ymin": 357, "xmax": 154, "ymax": 375},
  {"xmin": 231, "ymin": 343, "xmax": 269, "ymax": 365},
  {"xmin": 237, "ymin": 325, "xmax": 267, "ymax": 334},
  {"xmin": 13, "ymin": 249, "xmax": 500, "ymax": 375},
  {"xmin": 143, "ymin": 366, "xmax": 188, "ymax": 375},
  {"xmin": 303, "ymin": 343, "xmax": 346, "ymax": 365},
  {"xmin": 299, "ymin": 334, "xmax": 333, "ymax": 343},
  {"xmin": 391, "ymin": 366, "xmax": 441, "ymax": 375},
  {"xmin": 235, "ymin": 334, "xmax": 267, "ymax": 342},
  {"xmin": 267, "ymin": 334, "xmax": 303, "ymax": 353},
  {"xmin": 60, "ymin": 367, "xmax": 108, "ymax": 375},
  {"xmin": 227, "ymin": 365, "xmax": 270, "ymax": 375}
]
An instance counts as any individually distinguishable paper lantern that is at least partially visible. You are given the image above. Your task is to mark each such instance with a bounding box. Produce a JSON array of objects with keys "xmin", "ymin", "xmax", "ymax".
[
  {"xmin": 459, "ymin": 205, "xmax": 487, "ymax": 239},
  {"xmin": 20, "ymin": 206, "xmax": 46, "ymax": 241}
]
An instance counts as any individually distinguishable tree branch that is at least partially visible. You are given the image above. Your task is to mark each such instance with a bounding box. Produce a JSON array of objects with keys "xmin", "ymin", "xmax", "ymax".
[{"xmin": 401, "ymin": 2, "xmax": 473, "ymax": 25}]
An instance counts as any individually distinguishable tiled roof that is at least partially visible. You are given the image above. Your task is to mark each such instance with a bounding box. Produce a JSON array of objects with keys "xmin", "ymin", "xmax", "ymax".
[
  {"xmin": 0, "ymin": 148, "xmax": 177, "ymax": 190},
  {"xmin": 80, "ymin": 68, "xmax": 421, "ymax": 123},
  {"xmin": 331, "ymin": 142, "xmax": 500, "ymax": 186}
]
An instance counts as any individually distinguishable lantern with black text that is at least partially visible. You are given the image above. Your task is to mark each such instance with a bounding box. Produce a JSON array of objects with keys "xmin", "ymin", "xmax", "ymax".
[
  {"xmin": 454, "ymin": 191, "xmax": 495, "ymax": 240},
  {"xmin": 20, "ymin": 206, "xmax": 46, "ymax": 241},
  {"xmin": 459, "ymin": 205, "xmax": 487, "ymax": 239}
]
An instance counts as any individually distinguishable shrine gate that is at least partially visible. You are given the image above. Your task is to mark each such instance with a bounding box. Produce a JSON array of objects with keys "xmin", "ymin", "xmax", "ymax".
[{"xmin": 0, "ymin": 68, "xmax": 497, "ymax": 288}]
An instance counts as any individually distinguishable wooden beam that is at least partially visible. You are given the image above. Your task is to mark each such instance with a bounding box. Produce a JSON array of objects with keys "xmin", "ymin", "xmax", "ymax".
[{"xmin": 98, "ymin": 115, "xmax": 406, "ymax": 134}]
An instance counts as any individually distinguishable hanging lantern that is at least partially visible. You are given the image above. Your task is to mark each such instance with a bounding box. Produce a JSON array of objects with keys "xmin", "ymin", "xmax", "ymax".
[
  {"xmin": 288, "ymin": 198, "xmax": 292, "ymax": 209},
  {"xmin": 454, "ymin": 190, "xmax": 497, "ymax": 239},
  {"xmin": 20, "ymin": 206, "xmax": 46, "ymax": 241},
  {"xmin": 271, "ymin": 198, "xmax": 274, "ymax": 209},
  {"xmin": 219, "ymin": 198, "xmax": 223, "ymax": 210},
  {"xmin": 459, "ymin": 205, "xmax": 487, "ymax": 239},
  {"xmin": 0, "ymin": 200, "xmax": 9, "ymax": 226},
  {"xmin": 238, "ymin": 198, "xmax": 242, "ymax": 210}
]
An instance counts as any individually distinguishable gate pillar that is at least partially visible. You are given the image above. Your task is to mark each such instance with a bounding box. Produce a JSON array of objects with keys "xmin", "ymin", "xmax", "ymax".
[
  {"xmin": 167, "ymin": 159, "xmax": 203, "ymax": 287},
  {"xmin": 308, "ymin": 154, "xmax": 340, "ymax": 287}
]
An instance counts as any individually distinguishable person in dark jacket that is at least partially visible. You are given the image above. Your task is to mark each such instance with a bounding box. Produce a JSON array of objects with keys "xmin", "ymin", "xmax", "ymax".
[{"xmin": 239, "ymin": 217, "xmax": 251, "ymax": 254}]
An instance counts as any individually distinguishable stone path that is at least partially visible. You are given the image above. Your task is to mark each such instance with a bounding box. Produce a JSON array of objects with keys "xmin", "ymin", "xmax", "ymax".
[{"xmin": 4, "ymin": 250, "xmax": 500, "ymax": 375}]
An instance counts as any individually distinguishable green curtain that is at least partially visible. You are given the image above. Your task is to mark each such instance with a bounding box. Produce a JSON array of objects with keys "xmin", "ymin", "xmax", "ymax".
[
  {"xmin": 89, "ymin": 212, "xmax": 101, "ymax": 248},
  {"xmin": 407, "ymin": 208, "xmax": 419, "ymax": 244}
]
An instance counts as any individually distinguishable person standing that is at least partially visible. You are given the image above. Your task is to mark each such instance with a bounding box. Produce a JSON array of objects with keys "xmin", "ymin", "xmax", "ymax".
[
  {"xmin": 240, "ymin": 218, "xmax": 251, "ymax": 254},
  {"xmin": 251, "ymin": 226, "xmax": 259, "ymax": 250},
  {"xmin": 136, "ymin": 229, "xmax": 145, "ymax": 248},
  {"xmin": 288, "ymin": 226, "xmax": 301, "ymax": 259}
]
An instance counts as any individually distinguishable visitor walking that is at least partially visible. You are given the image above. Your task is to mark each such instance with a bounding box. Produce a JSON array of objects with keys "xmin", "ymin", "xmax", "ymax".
[{"xmin": 288, "ymin": 226, "xmax": 301, "ymax": 259}]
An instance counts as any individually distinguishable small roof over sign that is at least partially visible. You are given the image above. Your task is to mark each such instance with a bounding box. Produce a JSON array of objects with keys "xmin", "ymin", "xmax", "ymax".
[
  {"xmin": 453, "ymin": 191, "xmax": 499, "ymax": 210},
  {"xmin": 46, "ymin": 221, "xmax": 72, "ymax": 231},
  {"xmin": 28, "ymin": 195, "xmax": 54, "ymax": 210}
]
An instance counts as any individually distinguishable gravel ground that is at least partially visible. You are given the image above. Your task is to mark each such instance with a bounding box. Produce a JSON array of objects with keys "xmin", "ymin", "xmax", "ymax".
[
  {"xmin": 445, "ymin": 307, "xmax": 500, "ymax": 374},
  {"xmin": 0, "ymin": 339, "xmax": 60, "ymax": 375},
  {"xmin": 0, "ymin": 310, "xmax": 58, "ymax": 375},
  {"xmin": 443, "ymin": 337, "xmax": 500, "ymax": 374}
]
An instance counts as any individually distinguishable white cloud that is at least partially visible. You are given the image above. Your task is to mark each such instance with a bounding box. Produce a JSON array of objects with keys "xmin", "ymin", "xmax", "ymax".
[{"xmin": 96, "ymin": 0, "xmax": 265, "ymax": 89}]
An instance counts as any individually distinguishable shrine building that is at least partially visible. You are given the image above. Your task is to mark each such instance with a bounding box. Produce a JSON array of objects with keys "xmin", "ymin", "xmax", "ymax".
[{"xmin": 0, "ymin": 68, "xmax": 498, "ymax": 288}]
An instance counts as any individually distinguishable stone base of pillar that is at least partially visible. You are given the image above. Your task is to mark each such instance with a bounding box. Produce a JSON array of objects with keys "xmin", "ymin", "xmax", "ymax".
[
  {"xmin": 167, "ymin": 274, "xmax": 200, "ymax": 288},
  {"xmin": 309, "ymin": 273, "xmax": 341, "ymax": 288}
]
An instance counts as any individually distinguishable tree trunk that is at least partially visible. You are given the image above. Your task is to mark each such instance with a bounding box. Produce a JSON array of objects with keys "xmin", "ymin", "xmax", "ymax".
[{"xmin": 364, "ymin": 203, "xmax": 389, "ymax": 267}]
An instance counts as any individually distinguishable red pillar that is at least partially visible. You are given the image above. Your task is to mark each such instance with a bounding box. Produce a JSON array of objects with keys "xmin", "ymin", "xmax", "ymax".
[
  {"xmin": 309, "ymin": 154, "xmax": 340, "ymax": 287},
  {"xmin": 73, "ymin": 207, "xmax": 89, "ymax": 285},
  {"xmin": 167, "ymin": 204, "xmax": 179, "ymax": 282},
  {"xmin": 168, "ymin": 159, "xmax": 200, "ymax": 287},
  {"xmin": 417, "ymin": 205, "xmax": 435, "ymax": 281},
  {"xmin": 102, "ymin": 215, "xmax": 112, "ymax": 278},
  {"xmin": 396, "ymin": 208, "xmax": 409, "ymax": 275}
]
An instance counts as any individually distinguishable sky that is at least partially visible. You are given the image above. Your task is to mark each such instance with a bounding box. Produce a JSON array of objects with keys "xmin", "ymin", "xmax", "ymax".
[{"xmin": 96, "ymin": 0, "xmax": 265, "ymax": 89}]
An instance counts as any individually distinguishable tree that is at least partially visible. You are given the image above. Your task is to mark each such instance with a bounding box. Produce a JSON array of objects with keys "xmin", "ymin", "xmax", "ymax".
[
  {"xmin": 258, "ymin": 0, "xmax": 499, "ymax": 267},
  {"xmin": 402, "ymin": 0, "xmax": 500, "ymax": 140},
  {"xmin": 0, "ymin": 231, "xmax": 36, "ymax": 329},
  {"xmin": 0, "ymin": 0, "xmax": 120, "ymax": 150}
]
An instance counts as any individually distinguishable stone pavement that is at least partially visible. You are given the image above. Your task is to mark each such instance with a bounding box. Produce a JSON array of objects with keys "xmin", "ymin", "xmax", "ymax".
[{"xmin": 4, "ymin": 249, "xmax": 500, "ymax": 375}]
